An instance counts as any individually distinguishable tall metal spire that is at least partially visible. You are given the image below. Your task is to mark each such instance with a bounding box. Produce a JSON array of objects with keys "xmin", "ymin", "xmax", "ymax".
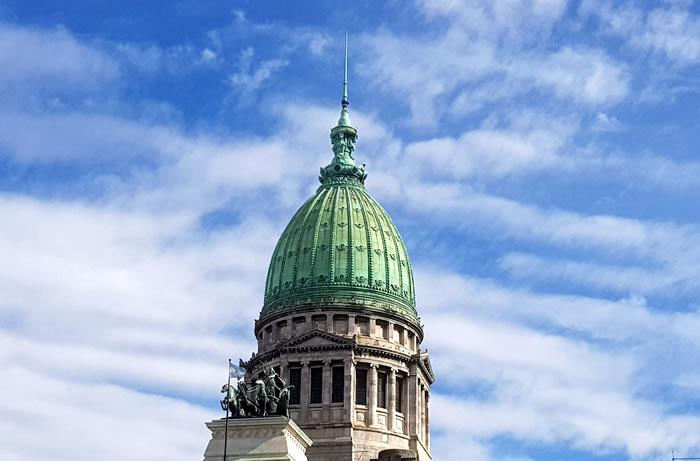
[
  {"xmin": 338, "ymin": 30, "xmax": 352, "ymax": 127},
  {"xmin": 342, "ymin": 29, "xmax": 348, "ymax": 108},
  {"xmin": 320, "ymin": 31, "xmax": 366, "ymax": 186}
]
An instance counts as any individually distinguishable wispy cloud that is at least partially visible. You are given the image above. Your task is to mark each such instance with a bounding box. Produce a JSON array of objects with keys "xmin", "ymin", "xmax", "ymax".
[
  {"xmin": 581, "ymin": 1, "xmax": 700, "ymax": 64},
  {"xmin": 227, "ymin": 46, "xmax": 289, "ymax": 99},
  {"xmin": 0, "ymin": 22, "xmax": 118, "ymax": 94}
]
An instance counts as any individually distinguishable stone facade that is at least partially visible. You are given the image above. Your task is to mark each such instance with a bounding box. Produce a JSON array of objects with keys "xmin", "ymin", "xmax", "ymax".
[{"xmin": 244, "ymin": 308, "xmax": 434, "ymax": 461}]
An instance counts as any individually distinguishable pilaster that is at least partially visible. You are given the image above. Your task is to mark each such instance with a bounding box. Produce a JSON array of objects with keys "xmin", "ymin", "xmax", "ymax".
[
  {"xmin": 387, "ymin": 368, "xmax": 396, "ymax": 432},
  {"xmin": 425, "ymin": 392, "xmax": 430, "ymax": 449},
  {"xmin": 408, "ymin": 371, "xmax": 419, "ymax": 437},
  {"xmin": 322, "ymin": 360, "xmax": 332, "ymax": 423},
  {"xmin": 348, "ymin": 314, "xmax": 356, "ymax": 335},
  {"xmin": 368, "ymin": 363, "xmax": 378, "ymax": 427},
  {"xmin": 301, "ymin": 361, "xmax": 310, "ymax": 424},
  {"xmin": 344, "ymin": 358, "xmax": 354, "ymax": 422},
  {"xmin": 280, "ymin": 359, "xmax": 289, "ymax": 384}
]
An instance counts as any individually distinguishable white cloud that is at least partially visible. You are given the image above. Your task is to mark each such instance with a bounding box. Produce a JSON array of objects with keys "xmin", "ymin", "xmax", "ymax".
[
  {"xmin": 0, "ymin": 110, "xmax": 174, "ymax": 163},
  {"xmin": 500, "ymin": 252, "xmax": 695, "ymax": 296},
  {"xmin": 400, "ymin": 184, "xmax": 700, "ymax": 265},
  {"xmin": 414, "ymin": 269, "xmax": 664, "ymax": 343},
  {"xmin": 360, "ymin": 30, "xmax": 629, "ymax": 127},
  {"xmin": 414, "ymin": 271, "xmax": 700, "ymax": 458},
  {"xmin": 581, "ymin": 1, "xmax": 700, "ymax": 64},
  {"xmin": 415, "ymin": 0, "xmax": 569, "ymax": 42},
  {"xmin": 0, "ymin": 367, "xmax": 214, "ymax": 461},
  {"xmin": 228, "ymin": 47, "xmax": 289, "ymax": 97},
  {"xmin": 0, "ymin": 22, "xmax": 118, "ymax": 93},
  {"xmin": 402, "ymin": 112, "xmax": 575, "ymax": 178},
  {"xmin": 592, "ymin": 112, "xmax": 624, "ymax": 132},
  {"xmin": 201, "ymin": 47, "xmax": 217, "ymax": 62},
  {"xmin": 515, "ymin": 47, "xmax": 630, "ymax": 105}
]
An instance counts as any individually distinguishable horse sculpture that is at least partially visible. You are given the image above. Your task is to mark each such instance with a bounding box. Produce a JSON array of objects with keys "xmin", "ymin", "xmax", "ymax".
[
  {"xmin": 219, "ymin": 367, "xmax": 292, "ymax": 418},
  {"xmin": 274, "ymin": 385, "xmax": 293, "ymax": 417},
  {"xmin": 220, "ymin": 383, "xmax": 239, "ymax": 416}
]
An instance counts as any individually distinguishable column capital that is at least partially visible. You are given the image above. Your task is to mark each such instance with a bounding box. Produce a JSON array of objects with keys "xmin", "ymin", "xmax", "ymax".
[
  {"xmin": 323, "ymin": 359, "xmax": 332, "ymax": 366},
  {"xmin": 369, "ymin": 363, "xmax": 379, "ymax": 369},
  {"xmin": 301, "ymin": 361, "xmax": 310, "ymax": 367}
]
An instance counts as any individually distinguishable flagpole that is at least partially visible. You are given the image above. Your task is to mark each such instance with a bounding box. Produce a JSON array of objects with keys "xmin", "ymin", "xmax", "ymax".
[{"xmin": 224, "ymin": 358, "xmax": 231, "ymax": 461}]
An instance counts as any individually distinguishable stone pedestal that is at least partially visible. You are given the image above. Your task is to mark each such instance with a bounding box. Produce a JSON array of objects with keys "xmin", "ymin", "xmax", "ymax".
[{"xmin": 203, "ymin": 416, "xmax": 312, "ymax": 461}]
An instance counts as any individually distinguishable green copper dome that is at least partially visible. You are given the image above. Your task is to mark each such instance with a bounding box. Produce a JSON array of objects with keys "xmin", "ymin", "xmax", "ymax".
[
  {"xmin": 261, "ymin": 52, "xmax": 416, "ymax": 321},
  {"xmin": 262, "ymin": 179, "xmax": 417, "ymax": 320}
]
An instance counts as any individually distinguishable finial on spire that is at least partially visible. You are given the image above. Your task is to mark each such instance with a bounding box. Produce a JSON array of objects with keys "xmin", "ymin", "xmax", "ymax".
[{"xmin": 338, "ymin": 30, "xmax": 352, "ymax": 127}]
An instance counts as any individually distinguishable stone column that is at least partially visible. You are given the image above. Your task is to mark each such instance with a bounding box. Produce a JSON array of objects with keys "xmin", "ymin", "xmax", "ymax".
[
  {"xmin": 348, "ymin": 314, "xmax": 356, "ymax": 335},
  {"xmin": 279, "ymin": 359, "xmax": 289, "ymax": 384},
  {"xmin": 344, "ymin": 358, "xmax": 354, "ymax": 422},
  {"xmin": 403, "ymin": 373, "xmax": 410, "ymax": 434},
  {"xmin": 425, "ymin": 392, "xmax": 430, "ymax": 449},
  {"xmin": 326, "ymin": 313, "xmax": 334, "ymax": 334},
  {"xmin": 419, "ymin": 386, "xmax": 425, "ymax": 443},
  {"xmin": 300, "ymin": 361, "xmax": 310, "ymax": 424},
  {"xmin": 368, "ymin": 363, "xmax": 378, "ymax": 427},
  {"xmin": 388, "ymin": 322, "xmax": 395, "ymax": 342},
  {"xmin": 271, "ymin": 323, "xmax": 278, "ymax": 345},
  {"xmin": 322, "ymin": 360, "xmax": 332, "ymax": 423},
  {"xmin": 369, "ymin": 318, "xmax": 377, "ymax": 338},
  {"xmin": 408, "ymin": 370, "xmax": 418, "ymax": 436},
  {"xmin": 387, "ymin": 368, "xmax": 396, "ymax": 432},
  {"xmin": 304, "ymin": 314, "xmax": 312, "ymax": 332}
]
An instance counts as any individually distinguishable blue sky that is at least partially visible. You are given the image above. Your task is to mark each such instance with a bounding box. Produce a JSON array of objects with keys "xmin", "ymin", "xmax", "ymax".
[{"xmin": 1, "ymin": 1, "xmax": 700, "ymax": 460}]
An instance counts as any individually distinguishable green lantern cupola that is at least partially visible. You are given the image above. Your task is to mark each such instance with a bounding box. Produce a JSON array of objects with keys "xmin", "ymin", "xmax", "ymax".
[
  {"xmin": 319, "ymin": 32, "xmax": 367, "ymax": 187},
  {"xmin": 260, "ymin": 34, "xmax": 417, "ymax": 324}
]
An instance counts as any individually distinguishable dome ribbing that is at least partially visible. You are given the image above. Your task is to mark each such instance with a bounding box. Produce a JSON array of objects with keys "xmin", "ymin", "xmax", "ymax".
[{"xmin": 262, "ymin": 181, "xmax": 417, "ymax": 320}]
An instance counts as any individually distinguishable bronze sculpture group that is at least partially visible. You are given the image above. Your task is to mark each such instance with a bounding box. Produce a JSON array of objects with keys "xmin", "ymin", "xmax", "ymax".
[{"xmin": 220, "ymin": 368, "xmax": 293, "ymax": 418}]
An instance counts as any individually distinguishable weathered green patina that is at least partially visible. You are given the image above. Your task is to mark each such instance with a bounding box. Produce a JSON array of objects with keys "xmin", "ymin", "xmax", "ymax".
[{"xmin": 260, "ymin": 38, "xmax": 417, "ymax": 321}]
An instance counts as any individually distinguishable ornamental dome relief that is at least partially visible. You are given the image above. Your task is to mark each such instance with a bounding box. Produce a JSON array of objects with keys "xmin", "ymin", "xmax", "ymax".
[{"xmin": 262, "ymin": 183, "xmax": 417, "ymax": 321}]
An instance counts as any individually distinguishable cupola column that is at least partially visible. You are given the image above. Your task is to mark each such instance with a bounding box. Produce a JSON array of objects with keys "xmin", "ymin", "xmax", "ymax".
[
  {"xmin": 368, "ymin": 363, "xmax": 378, "ymax": 427},
  {"xmin": 387, "ymin": 368, "xmax": 397, "ymax": 431},
  {"xmin": 420, "ymin": 385, "xmax": 426, "ymax": 443},
  {"xmin": 348, "ymin": 314, "xmax": 356, "ymax": 335},
  {"xmin": 300, "ymin": 361, "xmax": 310, "ymax": 423},
  {"xmin": 279, "ymin": 359, "xmax": 289, "ymax": 384},
  {"xmin": 322, "ymin": 360, "xmax": 332, "ymax": 423},
  {"xmin": 344, "ymin": 358, "xmax": 354, "ymax": 421},
  {"xmin": 425, "ymin": 392, "xmax": 431, "ymax": 449},
  {"xmin": 408, "ymin": 371, "xmax": 419, "ymax": 437}
]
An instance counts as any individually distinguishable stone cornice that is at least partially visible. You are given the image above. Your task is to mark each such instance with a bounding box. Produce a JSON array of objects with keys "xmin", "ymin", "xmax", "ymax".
[
  {"xmin": 255, "ymin": 303, "xmax": 424, "ymax": 341},
  {"xmin": 248, "ymin": 331, "xmax": 418, "ymax": 371}
]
